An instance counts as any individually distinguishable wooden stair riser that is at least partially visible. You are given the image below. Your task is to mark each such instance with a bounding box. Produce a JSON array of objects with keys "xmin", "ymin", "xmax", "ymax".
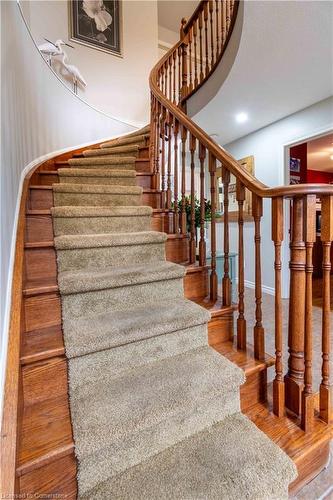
[
  {"xmin": 165, "ymin": 235, "xmax": 189, "ymax": 263},
  {"xmin": 25, "ymin": 247, "xmax": 57, "ymax": 282},
  {"xmin": 25, "ymin": 214, "xmax": 53, "ymax": 243},
  {"xmin": 138, "ymin": 147, "xmax": 149, "ymax": 159},
  {"xmin": 207, "ymin": 311, "xmax": 234, "ymax": 346},
  {"xmin": 136, "ymin": 173, "xmax": 153, "ymax": 189},
  {"xmin": 24, "ymin": 293, "xmax": 61, "ymax": 332},
  {"xmin": 18, "ymin": 453, "xmax": 77, "ymax": 500},
  {"xmin": 142, "ymin": 191, "xmax": 161, "ymax": 208},
  {"xmin": 240, "ymin": 370, "xmax": 268, "ymax": 412},
  {"xmin": 29, "ymin": 188, "xmax": 53, "ymax": 210},
  {"xmin": 31, "ymin": 172, "xmax": 59, "ymax": 186},
  {"xmin": 135, "ymin": 159, "xmax": 151, "ymax": 173},
  {"xmin": 184, "ymin": 266, "xmax": 209, "ymax": 300},
  {"xmin": 151, "ymin": 211, "xmax": 174, "ymax": 233}
]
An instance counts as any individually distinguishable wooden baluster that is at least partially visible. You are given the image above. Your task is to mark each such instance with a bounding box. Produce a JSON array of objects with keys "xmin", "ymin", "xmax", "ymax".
[
  {"xmin": 154, "ymin": 102, "xmax": 161, "ymax": 191},
  {"xmin": 180, "ymin": 125, "xmax": 187, "ymax": 235},
  {"xmin": 253, "ymin": 194, "xmax": 265, "ymax": 360},
  {"xmin": 209, "ymin": 153, "xmax": 217, "ymax": 300},
  {"xmin": 199, "ymin": 143, "xmax": 206, "ymax": 266},
  {"xmin": 193, "ymin": 21, "xmax": 198, "ymax": 87},
  {"xmin": 285, "ymin": 196, "xmax": 306, "ymax": 416},
  {"xmin": 189, "ymin": 134, "xmax": 196, "ymax": 263},
  {"xmin": 164, "ymin": 64, "xmax": 167, "ymax": 96},
  {"xmin": 178, "ymin": 46, "xmax": 182, "ymax": 104},
  {"xmin": 209, "ymin": 0, "xmax": 214, "ymax": 66},
  {"xmin": 160, "ymin": 109, "xmax": 166, "ymax": 208},
  {"xmin": 222, "ymin": 167, "xmax": 231, "ymax": 306},
  {"xmin": 180, "ymin": 18, "xmax": 188, "ymax": 100},
  {"xmin": 172, "ymin": 51, "xmax": 176, "ymax": 104},
  {"xmin": 301, "ymin": 195, "xmax": 317, "ymax": 431},
  {"xmin": 222, "ymin": 0, "xmax": 226, "ymax": 45},
  {"xmin": 160, "ymin": 65, "xmax": 164, "ymax": 95},
  {"xmin": 199, "ymin": 10, "xmax": 204, "ymax": 82},
  {"xmin": 168, "ymin": 56, "xmax": 172, "ymax": 102},
  {"xmin": 149, "ymin": 95, "xmax": 156, "ymax": 178},
  {"xmin": 188, "ymin": 28, "xmax": 193, "ymax": 92},
  {"xmin": 272, "ymin": 197, "xmax": 285, "ymax": 417},
  {"xmin": 226, "ymin": 0, "xmax": 231, "ymax": 31},
  {"xmin": 236, "ymin": 179, "xmax": 246, "ymax": 350},
  {"xmin": 166, "ymin": 113, "xmax": 172, "ymax": 210},
  {"xmin": 204, "ymin": 1, "xmax": 209, "ymax": 75},
  {"xmin": 215, "ymin": 0, "xmax": 220, "ymax": 56},
  {"xmin": 173, "ymin": 118, "xmax": 179, "ymax": 233},
  {"xmin": 320, "ymin": 195, "xmax": 333, "ymax": 424}
]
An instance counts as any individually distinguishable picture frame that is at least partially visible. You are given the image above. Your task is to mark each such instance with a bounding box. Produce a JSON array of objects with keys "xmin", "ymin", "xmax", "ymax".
[
  {"xmin": 216, "ymin": 155, "xmax": 255, "ymax": 222},
  {"xmin": 69, "ymin": 0, "xmax": 122, "ymax": 57},
  {"xmin": 289, "ymin": 157, "xmax": 301, "ymax": 173}
]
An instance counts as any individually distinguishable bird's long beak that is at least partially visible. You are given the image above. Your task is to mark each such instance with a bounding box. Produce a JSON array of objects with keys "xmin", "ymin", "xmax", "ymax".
[
  {"xmin": 65, "ymin": 43, "xmax": 75, "ymax": 49},
  {"xmin": 44, "ymin": 37, "xmax": 57, "ymax": 48}
]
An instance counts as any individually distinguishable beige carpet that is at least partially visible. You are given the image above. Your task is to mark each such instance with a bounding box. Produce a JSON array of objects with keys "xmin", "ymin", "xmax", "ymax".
[{"xmin": 52, "ymin": 126, "xmax": 297, "ymax": 499}]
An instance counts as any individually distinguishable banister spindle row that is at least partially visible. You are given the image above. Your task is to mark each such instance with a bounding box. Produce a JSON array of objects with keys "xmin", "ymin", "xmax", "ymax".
[{"xmin": 151, "ymin": 0, "xmax": 332, "ymax": 441}]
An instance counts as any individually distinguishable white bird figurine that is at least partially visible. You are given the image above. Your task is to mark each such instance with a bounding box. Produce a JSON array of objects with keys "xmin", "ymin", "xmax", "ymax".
[
  {"xmin": 38, "ymin": 38, "xmax": 74, "ymax": 66},
  {"xmin": 61, "ymin": 50, "xmax": 87, "ymax": 94}
]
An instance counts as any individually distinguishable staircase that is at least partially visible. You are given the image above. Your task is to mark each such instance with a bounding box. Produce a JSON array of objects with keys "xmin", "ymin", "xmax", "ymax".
[{"xmin": 1, "ymin": 0, "xmax": 332, "ymax": 498}]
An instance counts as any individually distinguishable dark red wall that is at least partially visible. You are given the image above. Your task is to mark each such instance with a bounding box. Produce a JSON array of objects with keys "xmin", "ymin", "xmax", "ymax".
[
  {"xmin": 307, "ymin": 169, "xmax": 333, "ymax": 184},
  {"xmin": 289, "ymin": 142, "xmax": 307, "ymax": 183}
]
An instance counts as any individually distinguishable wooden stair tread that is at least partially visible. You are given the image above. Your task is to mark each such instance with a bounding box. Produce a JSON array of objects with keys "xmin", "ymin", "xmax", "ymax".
[
  {"xmin": 213, "ymin": 339, "xmax": 275, "ymax": 376},
  {"xmin": 30, "ymin": 185, "xmax": 53, "ymax": 190},
  {"xmin": 38, "ymin": 171, "xmax": 59, "ymax": 176},
  {"xmin": 26, "ymin": 209, "xmax": 51, "ymax": 215},
  {"xmin": 245, "ymin": 396, "xmax": 333, "ymax": 464},
  {"xmin": 25, "ymin": 241, "xmax": 54, "ymax": 249},
  {"xmin": 23, "ymin": 277, "xmax": 58, "ymax": 297},
  {"xmin": 21, "ymin": 325, "xmax": 64, "ymax": 365}
]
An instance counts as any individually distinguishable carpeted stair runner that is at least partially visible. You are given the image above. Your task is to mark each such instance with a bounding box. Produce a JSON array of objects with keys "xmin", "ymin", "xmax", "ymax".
[
  {"xmin": 68, "ymin": 156, "xmax": 136, "ymax": 168},
  {"xmin": 52, "ymin": 125, "xmax": 297, "ymax": 499},
  {"xmin": 82, "ymin": 144, "xmax": 140, "ymax": 158},
  {"xmin": 58, "ymin": 168, "xmax": 137, "ymax": 185},
  {"xmin": 51, "ymin": 206, "xmax": 153, "ymax": 235},
  {"xmin": 100, "ymin": 133, "xmax": 149, "ymax": 149}
]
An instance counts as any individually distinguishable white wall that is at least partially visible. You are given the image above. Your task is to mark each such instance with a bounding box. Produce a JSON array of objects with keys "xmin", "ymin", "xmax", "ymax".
[
  {"xmin": 21, "ymin": 0, "xmax": 158, "ymax": 124},
  {"xmin": 209, "ymin": 97, "xmax": 333, "ymax": 298},
  {"xmin": 158, "ymin": 25, "xmax": 178, "ymax": 59},
  {"xmin": 0, "ymin": 0, "xmax": 139, "ymax": 417}
]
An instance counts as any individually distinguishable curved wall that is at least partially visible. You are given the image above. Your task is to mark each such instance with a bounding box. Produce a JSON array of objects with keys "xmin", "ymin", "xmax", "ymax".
[
  {"xmin": 20, "ymin": 0, "xmax": 158, "ymax": 123},
  {"xmin": 0, "ymin": 0, "xmax": 140, "ymax": 412}
]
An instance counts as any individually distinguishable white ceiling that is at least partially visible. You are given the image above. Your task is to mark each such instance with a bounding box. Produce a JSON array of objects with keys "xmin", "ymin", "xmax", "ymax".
[
  {"xmin": 307, "ymin": 133, "xmax": 333, "ymax": 172},
  {"xmin": 191, "ymin": 0, "xmax": 333, "ymax": 145},
  {"xmin": 158, "ymin": 1, "xmax": 199, "ymax": 32}
]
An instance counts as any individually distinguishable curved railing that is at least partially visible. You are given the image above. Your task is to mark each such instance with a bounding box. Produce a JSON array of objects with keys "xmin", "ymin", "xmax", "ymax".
[{"xmin": 149, "ymin": 0, "xmax": 332, "ymax": 431}]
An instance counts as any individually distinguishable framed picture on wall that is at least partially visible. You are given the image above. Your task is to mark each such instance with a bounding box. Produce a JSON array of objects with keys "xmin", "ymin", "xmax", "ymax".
[
  {"xmin": 216, "ymin": 155, "xmax": 255, "ymax": 222},
  {"xmin": 69, "ymin": 1, "xmax": 122, "ymax": 57},
  {"xmin": 289, "ymin": 157, "xmax": 301, "ymax": 173}
]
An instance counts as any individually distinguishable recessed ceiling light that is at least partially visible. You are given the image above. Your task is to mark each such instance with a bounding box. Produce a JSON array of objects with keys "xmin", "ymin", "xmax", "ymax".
[{"xmin": 236, "ymin": 112, "xmax": 248, "ymax": 123}]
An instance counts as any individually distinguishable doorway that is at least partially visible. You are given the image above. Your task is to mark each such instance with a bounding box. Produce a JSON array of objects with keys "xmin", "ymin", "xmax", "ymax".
[{"xmin": 288, "ymin": 131, "xmax": 333, "ymax": 309}]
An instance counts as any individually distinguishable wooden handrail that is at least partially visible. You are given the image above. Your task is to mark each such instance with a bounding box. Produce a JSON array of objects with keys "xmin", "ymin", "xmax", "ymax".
[
  {"xmin": 149, "ymin": 1, "xmax": 333, "ymax": 200},
  {"xmin": 149, "ymin": 0, "xmax": 333, "ymax": 432}
]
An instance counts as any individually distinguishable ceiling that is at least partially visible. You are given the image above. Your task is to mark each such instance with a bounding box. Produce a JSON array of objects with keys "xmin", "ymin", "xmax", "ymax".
[
  {"xmin": 307, "ymin": 133, "xmax": 333, "ymax": 172},
  {"xmin": 191, "ymin": 0, "xmax": 333, "ymax": 145},
  {"xmin": 158, "ymin": 1, "xmax": 199, "ymax": 32}
]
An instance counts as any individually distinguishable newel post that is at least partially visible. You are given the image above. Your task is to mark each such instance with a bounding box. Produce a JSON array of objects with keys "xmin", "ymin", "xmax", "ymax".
[{"xmin": 285, "ymin": 196, "xmax": 306, "ymax": 416}]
